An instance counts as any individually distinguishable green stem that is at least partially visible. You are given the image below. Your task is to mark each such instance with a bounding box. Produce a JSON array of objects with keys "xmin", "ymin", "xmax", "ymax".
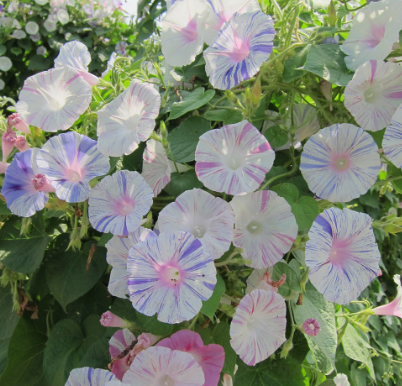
[
  {"xmin": 188, "ymin": 313, "xmax": 199, "ymax": 330},
  {"xmin": 374, "ymin": 175, "xmax": 402, "ymax": 187},
  {"xmin": 284, "ymin": 5, "xmax": 300, "ymax": 49},
  {"xmin": 215, "ymin": 250, "xmax": 241, "ymax": 267},
  {"xmin": 260, "ymin": 159, "xmax": 298, "ymax": 190},
  {"xmin": 154, "ymin": 196, "xmax": 175, "ymax": 201}
]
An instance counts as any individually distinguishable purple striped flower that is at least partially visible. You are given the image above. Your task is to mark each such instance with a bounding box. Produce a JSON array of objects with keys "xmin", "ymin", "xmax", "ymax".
[
  {"xmin": 158, "ymin": 189, "xmax": 235, "ymax": 260},
  {"xmin": 230, "ymin": 289, "xmax": 286, "ymax": 366},
  {"xmin": 127, "ymin": 231, "xmax": 216, "ymax": 324},
  {"xmin": 16, "ymin": 67, "xmax": 92, "ymax": 133},
  {"xmin": 66, "ymin": 367, "xmax": 116, "ymax": 386},
  {"xmin": 115, "ymin": 41, "xmax": 128, "ymax": 56},
  {"xmin": 36, "ymin": 132, "xmax": 110, "ymax": 203},
  {"xmin": 97, "ymin": 80, "xmax": 161, "ymax": 157},
  {"xmin": 344, "ymin": 60, "xmax": 402, "ymax": 132},
  {"xmin": 88, "ymin": 170, "xmax": 153, "ymax": 236},
  {"xmin": 109, "ymin": 328, "xmax": 136, "ymax": 360},
  {"xmin": 306, "ymin": 207, "xmax": 381, "ymax": 305},
  {"xmin": 231, "ymin": 190, "xmax": 297, "ymax": 268},
  {"xmin": 300, "ymin": 123, "xmax": 381, "ymax": 203},
  {"xmin": 383, "ymin": 104, "xmax": 402, "ymax": 168},
  {"xmin": 203, "ymin": 11, "xmax": 274, "ymax": 90},
  {"xmin": 195, "ymin": 120, "xmax": 275, "ymax": 195},
  {"xmin": 106, "ymin": 227, "xmax": 157, "ymax": 298},
  {"xmin": 122, "ymin": 346, "xmax": 205, "ymax": 386},
  {"xmin": 1, "ymin": 148, "xmax": 55, "ymax": 217},
  {"xmin": 55, "ymin": 41, "xmax": 99, "ymax": 86}
]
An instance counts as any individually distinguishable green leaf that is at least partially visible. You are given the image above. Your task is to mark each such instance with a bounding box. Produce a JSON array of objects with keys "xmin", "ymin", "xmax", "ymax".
[
  {"xmin": 28, "ymin": 54, "xmax": 52, "ymax": 71},
  {"xmin": 45, "ymin": 235, "xmax": 108, "ymax": 310},
  {"xmin": 17, "ymin": 39, "xmax": 32, "ymax": 51},
  {"xmin": 122, "ymin": 142, "xmax": 146, "ymax": 173},
  {"xmin": 212, "ymin": 323, "xmax": 236, "ymax": 376},
  {"xmin": 0, "ymin": 45, "xmax": 6, "ymax": 56},
  {"xmin": 10, "ymin": 47, "xmax": 22, "ymax": 56},
  {"xmin": 292, "ymin": 282, "xmax": 337, "ymax": 375},
  {"xmin": 110, "ymin": 297, "xmax": 138, "ymax": 324},
  {"xmin": 135, "ymin": 312, "xmax": 173, "ymax": 336},
  {"xmin": 200, "ymin": 275, "xmax": 226, "ymax": 320},
  {"xmin": 271, "ymin": 183, "xmax": 299, "ymax": 204},
  {"xmin": 168, "ymin": 116, "xmax": 210, "ymax": 163},
  {"xmin": 264, "ymin": 125, "xmax": 289, "ymax": 149},
  {"xmin": 203, "ymin": 109, "xmax": 243, "ymax": 125},
  {"xmin": 272, "ymin": 261, "xmax": 301, "ymax": 297},
  {"xmin": 168, "ymin": 88, "xmax": 215, "ymax": 121},
  {"xmin": 0, "ymin": 317, "xmax": 49, "ymax": 386},
  {"xmin": 368, "ymin": 128, "xmax": 385, "ymax": 149},
  {"xmin": 234, "ymin": 357, "xmax": 305, "ymax": 386},
  {"xmin": 0, "ymin": 200, "xmax": 11, "ymax": 215},
  {"xmin": 386, "ymin": 163, "xmax": 402, "ymax": 194},
  {"xmin": 283, "ymin": 45, "xmax": 310, "ymax": 83},
  {"xmin": 0, "ymin": 214, "xmax": 49, "ymax": 273},
  {"xmin": 164, "ymin": 170, "xmax": 203, "ymax": 197}
]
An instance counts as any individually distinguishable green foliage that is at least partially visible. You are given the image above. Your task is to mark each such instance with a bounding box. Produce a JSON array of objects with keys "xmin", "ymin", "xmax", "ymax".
[
  {"xmin": 200, "ymin": 275, "xmax": 226, "ymax": 320},
  {"xmin": 212, "ymin": 323, "xmax": 237, "ymax": 376},
  {"xmin": 163, "ymin": 170, "xmax": 203, "ymax": 197}
]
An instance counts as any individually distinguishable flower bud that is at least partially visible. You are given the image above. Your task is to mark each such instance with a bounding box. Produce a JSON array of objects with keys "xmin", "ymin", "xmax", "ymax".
[
  {"xmin": 160, "ymin": 121, "xmax": 168, "ymax": 141},
  {"xmin": 2, "ymin": 130, "xmax": 17, "ymax": 162},
  {"xmin": 300, "ymin": 268, "xmax": 310, "ymax": 292},
  {"xmin": 137, "ymin": 333, "xmax": 161, "ymax": 349},
  {"xmin": 15, "ymin": 136, "xmax": 30, "ymax": 152},
  {"xmin": 100, "ymin": 311, "xmax": 129, "ymax": 328},
  {"xmin": 225, "ymin": 90, "xmax": 239, "ymax": 105},
  {"xmin": 8, "ymin": 113, "xmax": 30, "ymax": 135},
  {"xmin": 280, "ymin": 337, "xmax": 293, "ymax": 359},
  {"xmin": 328, "ymin": 0, "xmax": 337, "ymax": 27},
  {"xmin": 320, "ymin": 79, "xmax": 333, "ymax": 111},
  {"xmin": 222, "ymin": 374, "xmax": 233, "ymax": 386},
  {"xmin": 251, "ymin": 79, "xmax": 261, "ymax": 108}
]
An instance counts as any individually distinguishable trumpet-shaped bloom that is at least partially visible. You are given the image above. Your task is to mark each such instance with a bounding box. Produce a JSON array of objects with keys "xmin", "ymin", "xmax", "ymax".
[
  {"xmin": 122, "ymin": 346, "xmax": 205, "ymax": 386},
  {"xmin": 88, "ymin": 170, "xmax": 153, "ymax": 236},
  {"xmin": 383, "ymin": 104, "xmax": 402, "ymax": 168},
  {"xmin": 54, "ymin": 41, "xmax": 99, "ymax": 86},
  {"xmin": 36, "ymin": 132, "xmax": 110, "ymax": 203},
  {"xmin": 340, "ymin": 1, "xmax": 402, "ymax": 71},
  {"xmin": 230, "ymin": 289, "xmax": 286, "ymax": 366},
  {"xmin": 127, "ymin": 231, "xmax": 216, "ymax": 324},
  {"xmin": 306, "ymin": 207, "xmax": 381, "ymax": 305},
  {"xmin": 157, "ymin": 330, "xmax": 224, "ymax": 386},
  {"xmin": 198, "ymin": 0, "xmax": 261, "ymax": 45},
  {"xmin": 142, "ymin": 139, "xmax": 188, "ymax": 196},
  {"xmin": 231, "ymin": 191, "xmax": 297, "ymax": 269},
  {"xmin": 334, "ymin": 374, "xmax": 351, "ymax": 386},
  {"xmin": 161, "ymin": 0, "xmax": 209, "ymax": 67},
  {"xmin": 16, "ymin": 67, "xmax": 92, "ymax": 132},
  {"xmin": 97, "ymin": 80, "xmax": 160, "ymax": 157},
  {"xmin": 106, "ymin": 227, "xmax": 157, "ymax": 298},
  {"xmin": 66, "ymin": 368, "xmax": 116, "ymax": 386},
  {"xmin": 158, "ymin": 189, "xmax": 235, "ymax": 260},
  {"xmin": 204, "ymin": 11, "xmax": 274, "ymax": 90},
  {"xmin": 195, "ymin": 120, "xmax": 275, "ymax": 195},
  {"xmin": 1, "ymin": 148, "xmax": 55, "ymax": 217},
  {"xmin": 373, "ymin": 274, "xmax": 402, "ymax": 318},
  {"xmin": 300, "ymin": 123, "xmax": 381, "ymax": 203},
  {"xmin": 344, "ymin": 60, "xmax": 402, "ymax": 132},
  {"xmin": 100, "ymin": 311, "xmax": 128, "ymax": 328},
  {"xmin": 109, "ymin": 328, "xmax": 136, "ymax": 359},
  {"xmin": 115, "ymin": 41, "xmax": 128, "ymax": 56}
]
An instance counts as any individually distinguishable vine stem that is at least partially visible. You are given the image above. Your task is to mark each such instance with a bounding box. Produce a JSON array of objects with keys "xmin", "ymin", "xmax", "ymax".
[
  {"xmin": 215, "ymin": 250, "xmax": 241, "ymax": 267},
  {"xmin": 374, "ymin": 175, "xmax": 402, "ymax": 187},
  {"xmin": 260, "ymin": 157, "xmax": 298, "ymax": 190}
]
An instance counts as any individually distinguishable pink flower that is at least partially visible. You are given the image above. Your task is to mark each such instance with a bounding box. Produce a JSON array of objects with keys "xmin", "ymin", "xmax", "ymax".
[
  {"xmin": 157, "ymin": 330, "xmax": 224, "ymax": 386},
  {"xmin": 15, "ymin": 136, "xmax": 30, "ymax": 152},
  {"xmin": 137, "ymin": 333, "xmax": 160, "ymax": 349},
  {"xmin": 302, "ymin": 318, "xmax": 320, "ymax": 336},
  {"xmin": 2, "ymin": 130, "xmax": 16, "ymax": 162},
  {"xmin": 109, "ymin": 329, "xmax": 136, "ymax": 380},
  {"xmin": 100, "ymin": 311, "xmax": 128, "ymax": 328},
  {"xmin": 7, "ymin": 113, "xmax": 30, "ymax": 134},
  {"xmin": 373, "ymin": 274, "xmax": 402, "ymax": 318},
  {"xmin": 0, "ymin": 162, "xmax": 9, "ymax": 173}
]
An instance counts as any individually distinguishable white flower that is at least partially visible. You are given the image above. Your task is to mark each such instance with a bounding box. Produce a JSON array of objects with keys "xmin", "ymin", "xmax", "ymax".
[
  {"xmin": 0, "ymin": 57, "xmax": 12, "ymax": 72},
  {"xmin": 11, "ymin": 30, "xmax": 26, "ymax": 39},
  {"xmin": 25, "ymin": 21, "xmax": 39, "ymax": 35}
]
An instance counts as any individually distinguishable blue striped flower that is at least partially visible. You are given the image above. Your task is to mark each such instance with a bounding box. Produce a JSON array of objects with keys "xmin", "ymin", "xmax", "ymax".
[
  {"xmin": 300, "ymin": 123, "xmax": 381, "ymax": 203},
  {"xmin": 66, "ymin": 367, "xmax": 116, "ymax": 386},
  {"xmin": 383, "ymin": 103, "xmax": 402, "ymax": 168},
  {"xmin": 36, "ymin": 132, "xmax": 110, "ymax": 203},
  {"xmin": 203, "ymin": 11, "xmax": 274, "ymax": 90},
  {"xmin": 127, "ymin": 231, "xmax": 217, "ymax": 324},
  {"xmin": 88, "ymin": 170, "xmax": 153, "ymax": 236},
  {"xmin": 306, "ymin": 207, "xmax": 381, "ymax": 305}
]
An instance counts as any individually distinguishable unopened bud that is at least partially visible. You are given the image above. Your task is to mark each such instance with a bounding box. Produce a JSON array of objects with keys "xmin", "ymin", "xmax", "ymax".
[
  {"xmin": 100, "ymin": 311, "xmax": 129, "ymax": 328},
  {"xmin": 320, "ymin": 80, "xmax": 333, "ymax": 111},
  {"xmin": 68, "ymin": 227, "xmax": 82, "ymax": 251},
  {"xmin": 160, "ymin": 121, "xmax": 168, "ymax": 140},
  {"xmin": 275, "ymin": 60, "xmax": 284, "ymax": 75},
  {"xmin": 328, "ymin": 1, "xmax": 337, "ymax": 27},
  {"xmin": 15, "ymin": 136, "xmax": 30, "ymax": 152},
  {"xmin": 20, "ymin": 217, "xmax": 32, "ymax": 236},
  {"xmin": 300, "ymin": 268, "xmax": 310, "ymax": 292},
  {"xmin": 222, "ymin": 374, "xmax": 233, "ymax": 386},
  {"xmin": 225, "ymin": 90, "xmax": 239, "ymax": 105},
  {"xmin": 280, "ymin": 337, "xmax": 293, "ymax": 359},
  {"xmin": 251, "ymin": 79, "xmax": 261, "ymax": 108}
]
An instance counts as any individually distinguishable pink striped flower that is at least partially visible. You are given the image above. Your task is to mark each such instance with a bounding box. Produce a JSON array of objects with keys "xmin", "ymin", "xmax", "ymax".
[
  {"xmin": 7, "ymin": 113, "xmax": 30, "ymax": 135},
  {"xmin": 383, "ymin": 104, "xmax": 402, "ymax": 169},
  {"xmin": 157, "ymin": 330, "xmax": 224, "ymax": 386},
  {"xmin": 97, "ymin": 80, "xmax": 161, "ymax": 157},
  {"xmin": 158, "ymin": 188, "xmax": 235, "ymax": 260},
  {"xmin": 195, "ymin": 120, "xmax": 275, "ymax": 195},
  {"xmin": 109, "ymin": 329, "xmax": 136, "ymax": 380},
  {"xmin": 16, "ymin": 67, "xmax": 92, "ymax": 132},
  {"xmin": 100, "ymin": 311, "xmax": 128, "ymax": 328},
  {"xmin": 373, "ymin": 274, "xmax": 402, "ymax": 319},
  {"xmin": 230, "ymin": 289, "xmax": 286, "ymax": 366},
  {"xmin": 302, "ymin": 318, "xmax": 320, "ymax": 336},
  {"xmin": 344, "ymin": 60, "xmax": 402, "ymax": 132},
  {"xmin": 231, "ymin": 190, "xmax": 297, "ymax": 269},
  {"xmin": 66, "ymin": 368, "xmax": 116, "ymax": 386}
]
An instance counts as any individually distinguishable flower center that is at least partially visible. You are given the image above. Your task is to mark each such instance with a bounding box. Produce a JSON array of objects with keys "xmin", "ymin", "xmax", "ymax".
[
  {"xmin": 159, "ymin": 375, "xmax": 175, "ymax": 386},
  {"xmin": 229, "ymin": 35, "xmax": 250, "ymax": 63},
  {"xmin": 32, "ymin": 174, "xmax": 47, "ymax": 190},
  {"xmin": 331, "ymin": 154, "xmax": 350, "ymax": 173},
  {"xmin": 114, "ymin": 198, "xmax": 134, "ymax": 216},
  {"xmin": 364, "ymin": 87, "xmax": 380, "ymax": 104},
  {"xmin": 247, "ymin": 221, "xmax": 263, "ymax": 235},
  {"xmin": 308, "ymin": 323, "xmax": 315, "ymax": 330},
  {"xmin": 224, "ymin": 151, "xmax": 245, "ymax": 170},
  {"xmin": 160, "ymin": 265, "xmax": 181, "ymax": 287},
  {"xmin": 192, "ymin": 224, "xmax": 206, "ymax": 238},
  {"xmin": 66, "ymin": 169, "xmax": 82, "ymax": 182},
  {"xmin": 181, "ymin": 16, "xmax": 198, "ymax": 43}
]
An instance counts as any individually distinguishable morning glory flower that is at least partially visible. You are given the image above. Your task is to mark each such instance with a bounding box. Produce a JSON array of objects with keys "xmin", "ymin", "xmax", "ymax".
[
  {"xmin": 195, "ymin": 120, "xmax": 275, "ymax": 195},
  {"xmin": 25, "ymin": 21, "xmax": 39, "ymax": 35},
  {"xmin": 340, "ymin": 0, "xmax": 402, "ymax": 71},
  {"xmin": 106, "ymin": 227, "xmax": 157, "ymax": 298},
  {"xmin": 383, "ymin": 104, "xmax": 402, "ymax": 169},
  {"xmin": 11, "ymin": 30, "xmax": 26, "ymax": 39},
  {"xmin": 161, "ymin": 0, "xmax": 209, "ymax": 67},
  {"xmin": 66, "ymin": 368, "xmax": 116, "ymax": 386},
  {"xmin": 100, "ymin": 311, "xmax": 129, "ymax": 328},
  {"xmin": 230, "ymin": 289, "xmax": 286, "ymax": 366},
  {"xmin": 203, "ymin": 11, "xmax": 274, "ymax": 90},
  {"xmin": 122, "ymin": 346, "xmax": 205, "ymax": 386},
  {"xmin": 36, "ymin": 132, "xmax": 110, "ymax": 203},
  {"xmin": 344, "ymin": 60, "xmax": 402, "ymax": 132},
  {"xmin": 302, "ymin": 318, "xmax": 320, "ymax": 337},
  {"xmin": 300, "ymin": 123, "xmax": 381, "ymax": 203},
  {"xmin": 306, "ymin": 207, "xmax": 381, "ymax": 305},
  {"xmin": 246, "ymin": 268, "xmax": 277, "ymax": 294},
  {"xmin": 97, "ymin": 80, "xmax": 161, "ymax": 157},
  {"xmin": 0, "ymin": 56, "xmax": 12, "ymax": 71},
  {"xmin": 1, "ymin": 148, "xmax": 55, "ymax": 217},
  {"xmin": 8, "ymin": 113, "xmax": 30, "ymax": 135},
  {"xmin": 230, "ymin": 190, "xmax": 297, "ymax": 269},
  {"xmin": 115, "ymin": 41, "xmax": 128, "ymax": 56},
  {"xmin": 127, "ymin": 231, "xmax": 216, "ymax": 324},
  {"xmin": 198, "ymin": 0, "xmax": 261, "ymax": 45},
  {"xmin": 373, "ymin": 274, "xmax": 402, "ymax": 319},
  {"xmin": 88, "ymin": 170, "xmax": 153, "ymax": 236},
  {"xmin": 102, "ymin": 52, "xmax": 117, "ymax": 78},
  {"xmin": 334, "ymin": 374, "xmax": 351, "ymax": 386},
  {"xmin": 54, "ymin": 41, "xmax": 99, "ymax": 86},
  {"xmin": 158, "ymin": 189, "xmax": 235, "ymax": 260},
  {"xmin": 157, "ymin": 330, "xmax": 225, "ymax": 386},
  {"xmin": 109, "ymin": 328, "xmax": 136, "ymax": 380},
  {"xmin": 16, "ymin": 67, "xmax": 92, "ymax": 132}
]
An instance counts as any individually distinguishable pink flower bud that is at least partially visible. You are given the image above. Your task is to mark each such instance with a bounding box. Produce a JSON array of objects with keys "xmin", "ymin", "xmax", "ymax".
[
  {"xmin": 222, "ymin": 374, "xmax": 233, "ymax": 386},
  {"xmin": 0, "ymin": 161, "xmax": 10, "ymax": 173},
  {"xmin": 137, "ymin": 333, "xmax": 161, "ymax": 349},
  {"xmin": 373, "ymin": 274, "xmax": 402, "ymax": 319},
  {"xmin": 302, "ymin": 318, "xmax": 320, "ymax": 336},
  {"xmin": 2, "ymin": 130, "xmax": 17, "ymax": 162},
  {"xmin": 15, "ymin": 136, "xmax": 30, "ymax": 152},
  {"xmin": 100, "ymin": 311, "xmax": 128, "ymax": 328},
  {"xmin": 32, "ymin": 174, "xmax": 55, "ymax": 192},
  {"xmin": 8, "ymin": 113, "xmax": 30, "ymax": 135}
]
